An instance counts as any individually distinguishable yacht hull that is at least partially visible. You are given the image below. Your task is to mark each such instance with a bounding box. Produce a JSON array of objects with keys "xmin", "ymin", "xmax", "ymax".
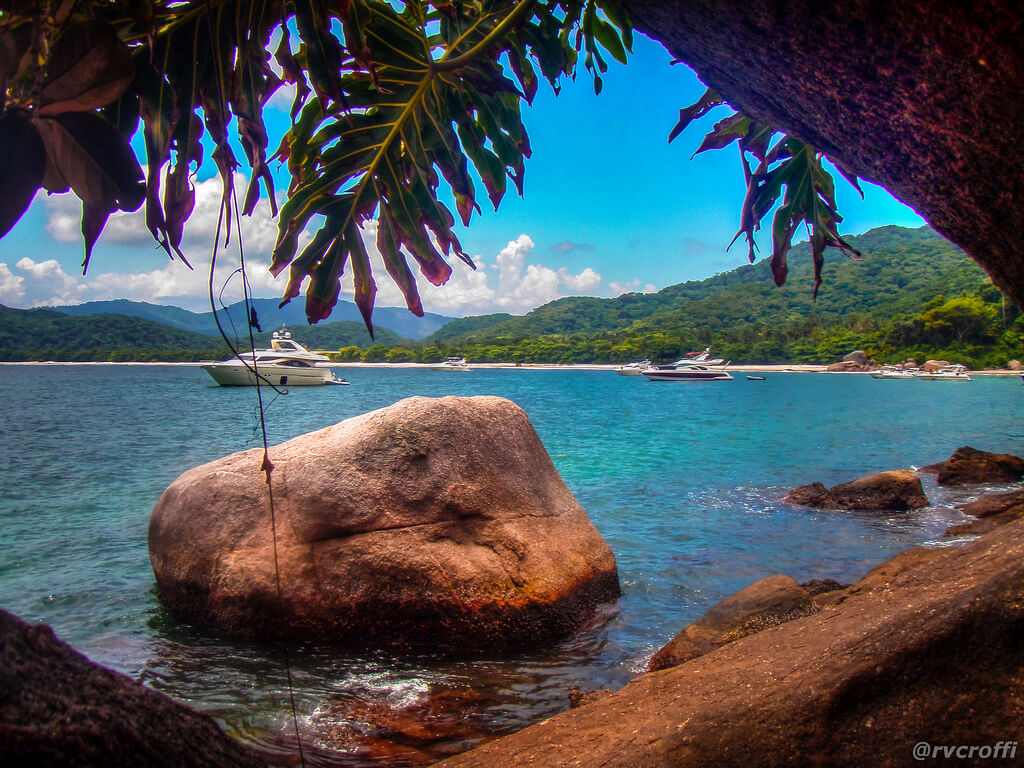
[{"xmin": 202, "ymin": 363, "xmax": 335, "ymax": 386}]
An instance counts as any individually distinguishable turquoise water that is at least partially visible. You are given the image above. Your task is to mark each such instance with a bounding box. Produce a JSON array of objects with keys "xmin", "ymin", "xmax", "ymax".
[{"xmin": 1, "ymin": 364, "xmax": 1022, "ymax": 764}]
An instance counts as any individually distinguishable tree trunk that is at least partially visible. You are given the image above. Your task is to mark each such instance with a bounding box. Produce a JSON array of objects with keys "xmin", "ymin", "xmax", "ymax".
[{"xmin": 622, "ymin": 0, "xmax": 1024, "ymax": 306}]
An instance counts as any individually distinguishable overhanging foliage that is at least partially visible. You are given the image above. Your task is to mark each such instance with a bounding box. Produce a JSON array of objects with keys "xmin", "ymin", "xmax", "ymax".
[{"xmin": 0, "ymin": 0, "xmax": 630, "ymax": 331}]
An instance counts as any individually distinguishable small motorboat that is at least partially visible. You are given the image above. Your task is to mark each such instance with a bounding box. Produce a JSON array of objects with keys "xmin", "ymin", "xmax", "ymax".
[
  {"xmin": 917, "ymin": 364, "xmax": 972, "ymax": 382},
  {"xmin": 747, "ymin": 375, "xmax": 766, "ymax": 381},
  {"xmin": 202, "ymin": 327, "xmax": 342, "ymax": 387},
  {"xmin": 870, "ymin": 366, "xmax": 919, "ymax": 379},
  {"xmin": 430, "ymin": 356, "xmax": 472, "ymax": 372},
  {"xmin": 615, "ymin": 359, "xmax": 652, "ymax": 375}
]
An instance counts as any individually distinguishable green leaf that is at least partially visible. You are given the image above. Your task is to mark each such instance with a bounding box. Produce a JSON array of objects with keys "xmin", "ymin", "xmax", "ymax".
[{"xmin": 0, "ymin": 110, "xmax": 44, "ymax": 238}]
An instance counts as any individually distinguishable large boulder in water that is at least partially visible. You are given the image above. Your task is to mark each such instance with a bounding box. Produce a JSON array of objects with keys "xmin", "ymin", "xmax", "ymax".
[
  {"xmin": 0, "ymin": 609, "xmax": 264, "ymax": 768},
  {"xmin": 148, "ymin": 396, "xmax": 619, "ymax": 650}
]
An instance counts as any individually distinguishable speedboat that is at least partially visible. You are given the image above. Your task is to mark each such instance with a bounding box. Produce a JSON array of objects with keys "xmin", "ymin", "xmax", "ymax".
[
  {"xmin": 615, "ymin": 359, "xmax": 651, "ymax": 375},
  {"xmin": 642, "ymin": 364, "xmax": 733, "ymax": 381},
  {"xmin": 917, "ymin": 364, "xmax": 972, "ymax": 381},
  {"xmin": 430, "ymin": 356, "xmax": 471, "ymax": 372},
  {"xmin": 870, "ymin": 366, "xmax": 919, "ymax": 379},
  {"xmin": 202, "ymin": 328, "xmax": 345, "ymax": 387}
]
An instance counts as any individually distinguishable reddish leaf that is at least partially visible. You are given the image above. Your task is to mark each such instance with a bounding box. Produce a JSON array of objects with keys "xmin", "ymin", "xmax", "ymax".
[
  {"xmin": 38, "ymin": 22, "xmax": 133, "ymax": 116},
  {"xmin": 0, "ymin": 110, "xmax": 44, "ymax": 238}
]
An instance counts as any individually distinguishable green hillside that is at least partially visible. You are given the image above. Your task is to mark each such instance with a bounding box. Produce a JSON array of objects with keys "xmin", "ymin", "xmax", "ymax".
[
  {"xmin": 0, "ymin": 307, "xmax": 228, "ymax": 361},
  {"xmin": 0, "ymin": 306, "xmax": 408, "ymax": 361},
  {"xmin": 414, "ymin": 226, "xmax": 1021, "ymax": 367}
]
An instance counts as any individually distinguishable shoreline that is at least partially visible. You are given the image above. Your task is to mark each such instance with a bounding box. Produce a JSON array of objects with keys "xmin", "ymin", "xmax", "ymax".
[{"xmin": 1, "ymin": 360, "xmax": 1020, "ymax": 376}]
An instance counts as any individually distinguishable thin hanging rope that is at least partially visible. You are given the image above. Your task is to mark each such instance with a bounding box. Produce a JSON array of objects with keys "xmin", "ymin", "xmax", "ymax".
[{"xmin": 201, "ymin": 2, "xmax": 306, "ymax": 762}]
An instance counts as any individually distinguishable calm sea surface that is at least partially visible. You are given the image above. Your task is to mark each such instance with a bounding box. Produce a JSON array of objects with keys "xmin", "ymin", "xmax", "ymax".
[{"xmin": 1, "ymin": 364, "xmax": 1022, "ymax": 763}]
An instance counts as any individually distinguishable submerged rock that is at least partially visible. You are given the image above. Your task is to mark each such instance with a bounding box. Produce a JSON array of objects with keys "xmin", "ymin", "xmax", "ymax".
[
  {"xmin": 784, "ymin": 469, "xmax": 929, "ymax": 510},
  {"xmin": 919, "ymin": 445, "xmax": 1024, "ymax": 485},
  {"xmin": 0, "ymin": 609, "xmax": 264, "ymax": 768},
  {"xmin": 647, "ymin": 575, "xmax": 817, "ymax": 672},
  {"xmin": 435, "ymin": 520, "xmax": 1024, "ymax": 768},
  {"xmin": 149, "ymin": 395, "xmax": 619, "ymax": 649},
  {"xmin": 310, "ymin": 686, "xmax": 499, "ymax": 765}
]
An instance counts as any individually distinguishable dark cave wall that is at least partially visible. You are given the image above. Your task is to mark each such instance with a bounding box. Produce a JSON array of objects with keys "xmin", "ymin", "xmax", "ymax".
[{"xmin": 622, "ymin": 0, "xmax": 1024, "ymax": 305}]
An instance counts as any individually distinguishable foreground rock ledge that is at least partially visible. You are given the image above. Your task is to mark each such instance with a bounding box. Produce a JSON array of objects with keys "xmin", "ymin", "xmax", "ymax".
[
  {"xmin": 149, "ymin": 396, "xmax": 619, "ymax": 649},
  {"xmin": 0, "ymin": 609, "xmax": 264, "ymax": 768},
  {"xmin": 436, "ymin": 520, "xmax": 1024, "ymax": 767}
]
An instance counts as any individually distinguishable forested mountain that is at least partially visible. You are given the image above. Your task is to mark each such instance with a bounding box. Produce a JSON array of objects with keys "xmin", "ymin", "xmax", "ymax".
[
  {"xmin": 4, "ymin": 226, "xmax": 1019, "ymax": 366},
  {"xmin": 0, "ymin": 306, "xmax": 407, "ymax": 361},
  {"xmin": 52, "ymin": 297, "xmax": 454, "ymax": 340},
  {"xmin": 425, "ymin": 227, "xmax": 982, "ymax": 345},
  {"xmin": 0, "ymin": 306, "xmax": 227, "ymax": 361}
]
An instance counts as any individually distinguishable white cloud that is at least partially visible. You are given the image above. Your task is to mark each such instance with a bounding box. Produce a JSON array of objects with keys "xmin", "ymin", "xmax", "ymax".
[
  {"xmin": 608, "ymin": 279, "xmax": 657, "ymax": 295},
  {"xmin": 29, "ymin": 186, "xmax": 613, "ymax": 315},
  {"xmin": 0, "ymin": 263, "xmax": 25, "ymax": 305}
]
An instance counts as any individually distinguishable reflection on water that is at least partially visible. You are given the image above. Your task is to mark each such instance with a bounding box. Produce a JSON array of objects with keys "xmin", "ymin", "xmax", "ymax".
[{"xmin": 1, "ymin": 365, "xmax": 1021, "ymax": 765}]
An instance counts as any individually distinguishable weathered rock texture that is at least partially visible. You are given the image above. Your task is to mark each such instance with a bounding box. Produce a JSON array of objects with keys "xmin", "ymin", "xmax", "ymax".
[
  {"xmin": 945, "ymin": 489, "xmax": 1024, "ymax": 537},
  {"xmin": 920, "ymin": 359, "xmax": 951, "ymax": 372},
  {"xmin": 436, "ymin": 520, "xmax": 1024, "ymax": 768},
  {"xmin": 0, "ymin": 609, "xmax": 264, "ymax": 768},
  {"xmin": 784, "ymin": 469, "xmax": 929, "ymax": 510},
  {"xmin": 825, "ymin": 360, "xmax": 871, "ymax": 373},
  {"xmin": 620, "ymin": 1, "xmax": 1024, "ymax": 307},
  {"xmin": 648, "ymin": 575, "xmax": 817, "ymax": 672},
  {"xmin": 920, "ymin": 445, "xmax": 1024, "ymax": 485},
  {"xmin": 149, "ymin": 396, "xmax": 619, "ymax": 649}
]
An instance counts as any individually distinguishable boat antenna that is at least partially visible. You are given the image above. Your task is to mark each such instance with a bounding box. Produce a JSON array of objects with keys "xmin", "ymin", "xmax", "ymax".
[{"xmin": 203, "ymin": 3, "xmax": 305, "ymax": 764}]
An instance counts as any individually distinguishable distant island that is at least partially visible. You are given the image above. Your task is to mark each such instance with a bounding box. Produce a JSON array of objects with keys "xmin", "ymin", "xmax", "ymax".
[{"xmin": 2, "ymin": 226, "xmax": 1021, "ymax": 368}]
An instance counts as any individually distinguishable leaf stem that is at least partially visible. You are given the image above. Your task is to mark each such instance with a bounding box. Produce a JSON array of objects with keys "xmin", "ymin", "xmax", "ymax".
[{"xmin": 432, "ymin": 0, "xmax": 536, "ymax": 72}]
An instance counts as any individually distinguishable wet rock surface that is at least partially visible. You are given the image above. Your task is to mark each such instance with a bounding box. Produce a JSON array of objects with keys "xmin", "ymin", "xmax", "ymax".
[
  {"xmin": 0, "ymin": 609, "xmax": 264, "ymax": 768},
  {"xmin": 647, "ymin": 575, "xmax": 817, "ymax": 672},
  {"xmin": 919, "ymin": 445, "xmax": 1024, "ymax": 485},
  {"xmin": 437, "ymin": 521, "xmax": 1024, "ymax": 767},
  {"xmin": 784, "ymin": 469, "xmax": 929, "ymax": 510}
]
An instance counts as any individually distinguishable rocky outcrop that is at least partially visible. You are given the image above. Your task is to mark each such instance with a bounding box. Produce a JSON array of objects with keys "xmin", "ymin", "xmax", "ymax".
[
  {"xmin": 825, "ymin": 360, "xmax": 871, "ymax": 373},
  {"xmin": 436, "ymin": 520, "xmax": 1024, "ymax": 768},
  {"xmin": 920, "ymin": 359, "xmax": 951, "ymax": 372},
  {"xmin": 0, "ymin": 609, "xmax": 264, "ymax": 768},
  {"xmin": 945, "ymin": 490, "xmax": 1024, "ymax": 537},
  {"xmin": 647, "ymin": 575, "xmax": 817, "ymax": 672},
  {"xmin": 919, "ymin": 445, "xmax": 1024, "ymax": 485},
  {"xmin": 784, "ymin": 469, "xmax": 929, "ymax": 510},
  {"xmin": 841, "ymin": 350, "xmax": 868, "ymax": 366},
  {"xmin": 149, "ymin": 396, "xmax": 619, "ymax": 649},
  {"xmin": 1008, "ymin": 360, "xmax": 1023, "ymax": 371}
]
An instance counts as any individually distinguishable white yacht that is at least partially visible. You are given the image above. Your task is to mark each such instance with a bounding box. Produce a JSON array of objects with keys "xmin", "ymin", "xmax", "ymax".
[
  {"xmin": 202, "ymin": 328, "xmax": 346, "ymax": 387},
  {"xmin": 917, "ymin": 364, "xmax": 972, "ymax": 381},
  {"xmin": 430, "ymin": 356, "xmax": 471, "ymax": 372},
  {"xmin": 642, "ymin": 364, "xmax": 733, "ymax": 381}
]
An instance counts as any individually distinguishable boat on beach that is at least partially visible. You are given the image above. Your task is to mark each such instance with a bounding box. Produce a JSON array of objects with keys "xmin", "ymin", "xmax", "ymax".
[
  {"xmin": 202, "ymin": 328, "xmax": 346, "ymax": 387},
  {"xmin": 615, "ymin": 359, "xmax": 652, "ymax": 375},
  {"xmin": 870, "ymin": 366, "xmax": 919, "ymax": 380},
  {"xmin": 430, "ymin": 356, "xmax": 472, "ymax": 372},
  {"xmin": 917, "ymin": 364, "xmax": 972, "ymax": 381}
]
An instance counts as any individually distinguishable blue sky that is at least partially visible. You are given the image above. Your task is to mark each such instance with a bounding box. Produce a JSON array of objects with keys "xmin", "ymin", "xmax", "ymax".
[{"xmin": 0, "ymin": 32, "xmax": 924, "ymax": 317}]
